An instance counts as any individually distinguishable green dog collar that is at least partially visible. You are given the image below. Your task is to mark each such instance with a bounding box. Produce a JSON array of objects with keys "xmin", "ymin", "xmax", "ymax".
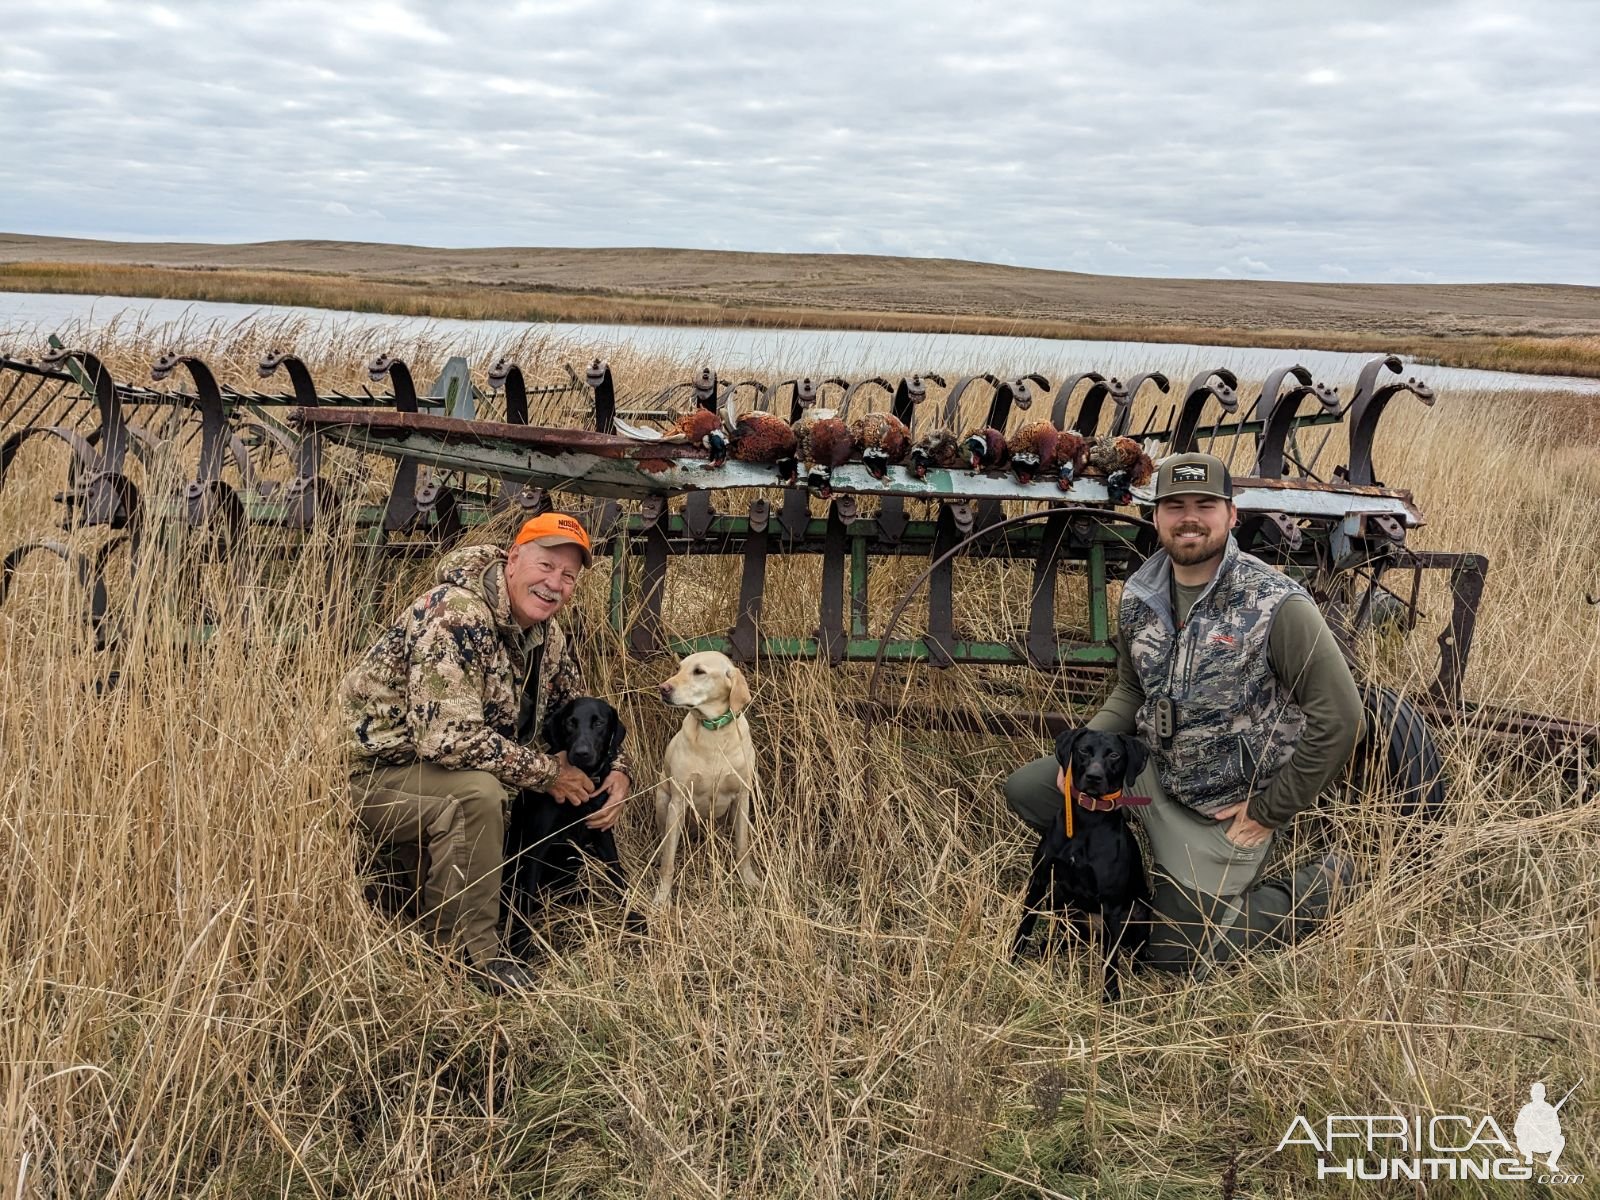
[{"xmin": 699, "ymin": 709, "xmax": 741, "ymax": 731}]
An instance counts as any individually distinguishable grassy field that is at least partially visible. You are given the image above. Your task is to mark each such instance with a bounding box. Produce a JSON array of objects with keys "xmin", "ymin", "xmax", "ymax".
[
  {"xmin": 5, "ymin": 243, "xmax": 1600, "ymax": 380},
  {"xmin": 1, "ymin": 324, "xmax": 1597, "ymax": 1197}
]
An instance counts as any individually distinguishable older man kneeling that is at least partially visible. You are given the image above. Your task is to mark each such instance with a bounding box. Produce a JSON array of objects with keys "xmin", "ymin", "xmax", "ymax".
[{"xmin": 340, "ymin": 513, "xmax": 632, "ymax": 992}]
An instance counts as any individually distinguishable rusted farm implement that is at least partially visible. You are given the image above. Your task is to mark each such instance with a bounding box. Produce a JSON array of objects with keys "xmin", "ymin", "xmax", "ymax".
[{"xmin": 1, "ymin": 342, "xmax": 1594, "ymax": 789}]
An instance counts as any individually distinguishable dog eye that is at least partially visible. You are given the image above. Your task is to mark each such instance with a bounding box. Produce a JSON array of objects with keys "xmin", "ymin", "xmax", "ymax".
[{"xmin": 692, "ymin": 667, "xmax": 705, "ymax": 675}]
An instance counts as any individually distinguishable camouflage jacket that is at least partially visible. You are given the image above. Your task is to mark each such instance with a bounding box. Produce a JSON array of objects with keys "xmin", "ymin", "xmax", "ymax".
[
  {"xmin": 1119, "ymin": 534, "xmax": 1308, "ymax": 817},
  {"xmin": 340, "ymin": 544, "xmax": 631, "ymax": 790}
]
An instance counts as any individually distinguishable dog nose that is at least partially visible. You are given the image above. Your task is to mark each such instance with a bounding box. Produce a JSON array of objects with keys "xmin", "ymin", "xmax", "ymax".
[{"xmin": 659, "ymin": 683, "xmax": 673, "ymax": 700}]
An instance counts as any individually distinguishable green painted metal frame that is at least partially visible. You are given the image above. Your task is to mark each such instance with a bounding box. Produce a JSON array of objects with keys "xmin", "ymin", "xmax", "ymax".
[{"xmin": 604, "ymin": 507, "xmax": 1140, "ymax": 668}]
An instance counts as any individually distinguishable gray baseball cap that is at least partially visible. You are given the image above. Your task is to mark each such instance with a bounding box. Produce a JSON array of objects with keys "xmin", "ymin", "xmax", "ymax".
[{"xmin": 1153, "ymin": 452, "xmax": 1233, "ymax": 501}]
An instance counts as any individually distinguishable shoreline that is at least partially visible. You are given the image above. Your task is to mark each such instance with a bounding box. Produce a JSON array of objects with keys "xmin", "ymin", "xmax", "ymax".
[{"xmin": 4, "ymin": 260, "xmax": 1598, "ymax": 380}]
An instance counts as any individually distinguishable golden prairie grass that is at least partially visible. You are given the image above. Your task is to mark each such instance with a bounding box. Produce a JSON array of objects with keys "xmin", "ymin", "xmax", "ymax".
[
  {"xmin": 6, "ymin": 259, "xmax": 1600, "ymax": 380},
  {"xmin": 1, "ymin": 325, "xmax": 1597, "ymax": 1198}
]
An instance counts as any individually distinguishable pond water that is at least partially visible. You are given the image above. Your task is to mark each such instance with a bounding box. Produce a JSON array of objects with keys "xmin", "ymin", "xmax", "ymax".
[{"xmin": 3, "ymin": 290, "xmax": 1597, "ymax": 396}]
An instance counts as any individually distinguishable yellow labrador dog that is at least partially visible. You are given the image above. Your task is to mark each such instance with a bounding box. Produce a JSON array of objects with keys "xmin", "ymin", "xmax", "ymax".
[{"xmin": 653, "ymin": 650, "xmax": 760, "ymax": 907}]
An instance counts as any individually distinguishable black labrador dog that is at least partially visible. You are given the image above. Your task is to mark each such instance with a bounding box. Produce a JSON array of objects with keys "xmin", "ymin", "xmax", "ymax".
[
  {"xmin": 503, "ymin": 697, "xmax": 645, "ymax": 954},
  {"xmin": 1012, "ymin": 729, "xmax": 1151, "ymax": 999}
]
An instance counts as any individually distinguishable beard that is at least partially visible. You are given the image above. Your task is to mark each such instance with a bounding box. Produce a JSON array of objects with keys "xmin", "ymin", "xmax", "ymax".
[{"xmin": 1161, "ymin": 523, "xmax": 1228, "ymax": 567}]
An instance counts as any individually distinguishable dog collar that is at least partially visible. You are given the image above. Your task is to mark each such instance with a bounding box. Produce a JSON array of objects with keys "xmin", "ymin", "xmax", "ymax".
[
  {"xmin": 699, "ymin": 708, "xmax": 741, "ymax": 731},
  {"xmin": 1061, "ymin": 765, "xmax": 1150, "ymax": 839}
]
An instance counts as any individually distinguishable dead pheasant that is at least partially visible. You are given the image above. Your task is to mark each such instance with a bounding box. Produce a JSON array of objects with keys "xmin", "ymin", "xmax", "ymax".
[
  {"xmin": 1053, "ymin": 430, "xmax": 1089, "ymax": 489},
  {"xmin": 726, "ymin": 410, "xmax": 799, "ymax": 482},
  {"xmin": 613, "ymin": 406, "xmax": 729, "ymax": 466},
  {"xmin": 1005, "ymin": 421, "xmax": 1059, "ymax": 485},
  {"xmin": 849, "ymin": 411, "xmax": 912, "ymax": 480},
  {"xmin": 1085, "ymin": 435, "xmax": 1155, "ymax": 504},
  {"xmin": 908, "ymin": 428, "xmax": 961, "ymax": 480},
  {"xmin": 961, "ymin": 425, "xmax": 1010, "ymax": 472},
  {"xmin": 794, "ymin": 407, "xmax": 855, "ymax": 496}
]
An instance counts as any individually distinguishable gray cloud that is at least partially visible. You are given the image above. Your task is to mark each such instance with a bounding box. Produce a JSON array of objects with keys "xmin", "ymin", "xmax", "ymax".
[{"xmin": 0, "ymin": 0, "xmax": 1595, "ymax": 282}]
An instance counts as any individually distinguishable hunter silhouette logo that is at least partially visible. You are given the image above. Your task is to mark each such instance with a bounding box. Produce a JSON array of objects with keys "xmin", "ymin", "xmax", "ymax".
[
  {"xmin": 1515, "ymin": 1080, "xmax": 1574, "ymax": 1170},
  {"xmin": 1274, "ymin": 1079, "xmax": 1583, "ymax": 1185}
]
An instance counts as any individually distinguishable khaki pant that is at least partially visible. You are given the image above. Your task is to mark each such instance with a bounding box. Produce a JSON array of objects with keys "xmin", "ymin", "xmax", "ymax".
[
  {"xmin": 352, "ymin": 763, "xmax": 508, "ymax": 968},
  {"xmin": 1004, "ymin": 754, "xmax": 1337, "ymax": 974}
]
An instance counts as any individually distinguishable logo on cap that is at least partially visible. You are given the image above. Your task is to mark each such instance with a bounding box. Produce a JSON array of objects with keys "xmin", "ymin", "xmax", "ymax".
[{"xmin": 1172, "ymin": 464, "xmax": 1209, "ymax": 482}]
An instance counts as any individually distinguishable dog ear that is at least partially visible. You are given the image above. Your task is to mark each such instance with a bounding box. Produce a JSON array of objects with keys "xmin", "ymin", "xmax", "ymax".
[
  {"xmin": 1119, "ymin": 733, "xmax": 1150, "ymax": 783},
  {"xmin": 1053, "ymin": 728, "xmax": 1082, "ymax": 769},
  {"xmin": 728, "ymin": 666, "xmax": 752, "ymax": 714},
  {"xmin": 607, "ymin": 710, "xmax": 627, "ymax": 762}
]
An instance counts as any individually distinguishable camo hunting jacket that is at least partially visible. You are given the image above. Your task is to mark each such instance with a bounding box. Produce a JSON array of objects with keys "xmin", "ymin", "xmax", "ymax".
[
  {"xmin": 340, "ymin": 544, "xmax": 631, "ymax": 791},
  {"xmin": 1119, "ymin": 534, "xmax": 1308, "ymax": 817}
]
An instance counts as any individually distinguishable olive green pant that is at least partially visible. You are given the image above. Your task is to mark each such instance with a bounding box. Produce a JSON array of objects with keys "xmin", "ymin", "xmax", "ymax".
[
  {"xmin": 352, "ymin": 763, "xmax": 509, "ymax": 968},
  {"xmin": 1004, "ymin": 754, "xmax": 1337, "ymax": 974}
]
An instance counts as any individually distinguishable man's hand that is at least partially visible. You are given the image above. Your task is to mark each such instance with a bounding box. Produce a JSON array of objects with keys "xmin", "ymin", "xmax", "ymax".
[
  {"xmin": 584, "ymin": 769, "xmax": 631, "ymax": 831},
  {"xmin": 1212, "ymin": 800, "xmax": 1272, "ymax": 848},
  {"xmin": 547, "ymin": 754, "xmax": 594, "ymax": 807}
]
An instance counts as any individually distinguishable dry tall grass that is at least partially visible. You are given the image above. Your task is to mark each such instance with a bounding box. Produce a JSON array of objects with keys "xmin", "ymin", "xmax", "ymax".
[{"xmin": 1, "ymin": 324, "xmax": 1596, "ymax": 1198}]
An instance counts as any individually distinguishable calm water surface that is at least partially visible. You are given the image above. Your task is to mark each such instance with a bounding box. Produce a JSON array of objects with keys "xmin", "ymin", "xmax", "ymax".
[{"xmin": 3, "ymin": 290, "xmax": 1596, "ymax": 396}]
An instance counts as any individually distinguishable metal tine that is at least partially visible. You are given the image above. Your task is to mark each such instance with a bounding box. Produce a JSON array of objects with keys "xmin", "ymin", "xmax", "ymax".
[
  {"xmin": 1069, "ymin": 374, "xmax": 1128, "ymax": 437},
  {"xmin": 940, "ymin": 373, "xmax": 999, "ymax": 431},
  {"xmin": 0, "ymin": 367, "xmax": 58, "ymax": 430},
  {"xmin": 839, "ymin": 376, "xmax": 891, "ymax": 420},
  {"xmin": 813, "ymin": 375, "xmax": 850, "ymax": 413},
  {"xmin": 891, "ymin": 372, "xmax": 942, "ymax": 434},
  {"xmin": 2, "ymin": 361, "xmax": 91, "ymax": 434},
  {"xmin": 584, "ymin": 359, "xmax": 617, "ymax": 434},
  {"xmin": 1255, "ymin": 365, "xmax": 1338, "ymax": 479},
  {"xmin": 151, "ymin": 352, "xmax": 256, "ymax": 542},
  {"xmin": 1139, "ymin": 404, "xmax": 1170, "ymax": 439},
  {"xmin": 6, "ymin": 375, "xmax": 72, "ymax": 438},
  {"xmin": 1343, "ymin": 354, "xmax": 1435, "ymax": 487},
  {"xmin": 1112, "ymin": 372, "xmax": 1169, "ymax": 437},
  {"xmin": 1051, "ymin": 371, "xmax": 1106, "ymax": 429},
  {"xmin": 1207, "ymin": 393, "xmax": 1260, "ymax": 468},
  {"xmin": 1299, "ymin": 419, "xmax": 1342, "ymax": 481}
]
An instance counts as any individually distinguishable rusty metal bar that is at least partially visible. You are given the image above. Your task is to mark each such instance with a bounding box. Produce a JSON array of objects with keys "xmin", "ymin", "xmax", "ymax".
[
  {"xmin": 924, "ymin": 503, "xmax": 965, "ymax": 667},
  {"xmin": 1421, "ymin": 551, "xmax": 1488, "ymax": 706},
  {"xmin": 846, "ymin": 696, "xmax": 1599, "ymax": 754},
  {"xmin": 1026, "ymin": 510, "xmax": 1072, "ymax": 668},
  {"xmin": 729, "ymin": 499, "xmax": 769, "ymax": 663},
  {"xmin": 818, "ymin": 501, "xmax": 848, "ymax": 664},
  {"xmin": 627, "ymin": 496, "xmax": 669, "ymax": 657}
]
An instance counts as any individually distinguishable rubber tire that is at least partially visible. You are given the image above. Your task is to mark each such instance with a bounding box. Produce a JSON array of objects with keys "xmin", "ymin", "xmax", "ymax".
[{"xmin": 1349, "ymin": 684, "xmax": 1447, "ymax": 818}]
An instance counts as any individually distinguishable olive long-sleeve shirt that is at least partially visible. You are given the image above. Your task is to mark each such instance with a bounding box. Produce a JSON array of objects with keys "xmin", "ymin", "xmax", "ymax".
[{"xmin": 1088, "ymin": 583, "xmax": 1365, "ymax": 827}]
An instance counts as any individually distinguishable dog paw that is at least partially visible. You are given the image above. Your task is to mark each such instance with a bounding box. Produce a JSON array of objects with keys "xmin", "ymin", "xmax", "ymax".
[{"xmin": 739, "ymin": 869, "xmax": 764, "ymax": 891}]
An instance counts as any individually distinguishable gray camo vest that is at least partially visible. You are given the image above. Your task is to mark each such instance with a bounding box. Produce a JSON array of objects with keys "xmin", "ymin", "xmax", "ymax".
[{"xmin": 1120, "ymin": 534, "xmax": 1308, "ymax": 816}]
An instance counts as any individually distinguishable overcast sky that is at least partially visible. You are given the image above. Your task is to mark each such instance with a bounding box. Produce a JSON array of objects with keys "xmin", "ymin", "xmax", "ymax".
[{"xmin": 2, "ymin": 1, "xmax": 1596, "ymax": 284}]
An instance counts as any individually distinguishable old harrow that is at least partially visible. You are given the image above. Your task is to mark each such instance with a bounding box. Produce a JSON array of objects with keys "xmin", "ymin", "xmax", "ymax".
[{"xmin": 1, "ymin": 342, "xmax": 1594, "ymax": 777}]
